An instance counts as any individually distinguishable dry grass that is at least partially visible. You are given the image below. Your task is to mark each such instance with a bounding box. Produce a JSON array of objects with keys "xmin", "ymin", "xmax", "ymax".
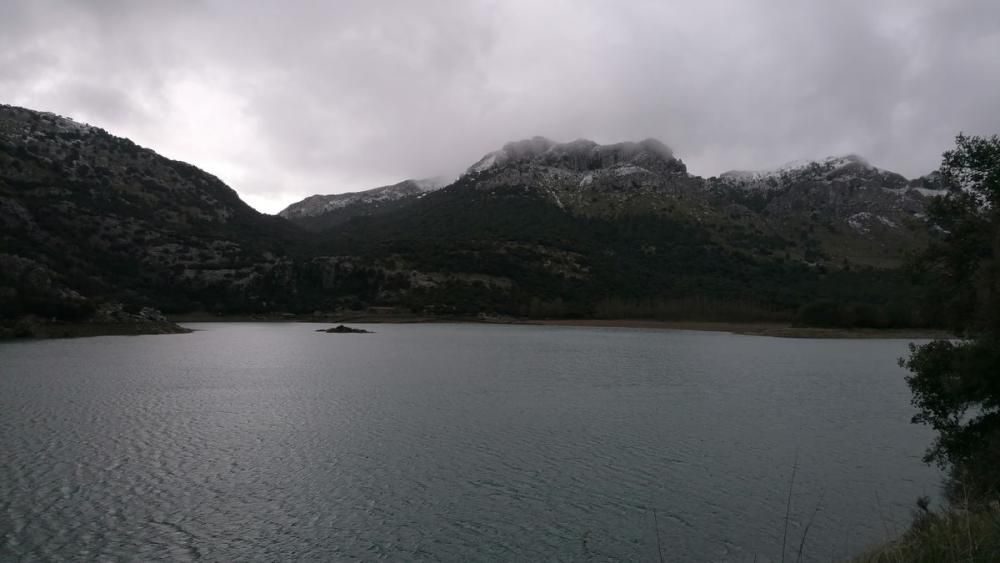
[{"xmin": 855, "ymin": 505, "xmax": 1000, "ymax": 563}]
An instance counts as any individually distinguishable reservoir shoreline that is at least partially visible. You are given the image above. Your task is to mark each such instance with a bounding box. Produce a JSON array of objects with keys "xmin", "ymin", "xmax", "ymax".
[{"xmin": 167, "ymin": 313, "xmax": 950, "ymax": 339}]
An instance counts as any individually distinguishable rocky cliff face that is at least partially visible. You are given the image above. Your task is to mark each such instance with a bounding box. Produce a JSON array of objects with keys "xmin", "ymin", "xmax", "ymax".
[
  {"xmin": 709, "ymin": 154, "xmax": 943, "ymax": 265},
  {"xmin": 450, "ymin": 138, "xmax": 942, "ymax": 266},
  {"xmin": 460, "ymin": 137, "xmax": 702, "ymax": 214}
]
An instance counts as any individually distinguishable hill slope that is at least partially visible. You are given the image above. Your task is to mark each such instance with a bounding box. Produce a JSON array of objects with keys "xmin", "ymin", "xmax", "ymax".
[
  {"xmin": 0, "ymin": 106, "xmax": 949, "ymax": 327},
  {"xmin": 288, "ymin": 137, "xmax": 943, "ymax": 268},
  {"xmin": 0, "ymin": 104, "xmax": 313, "ymax": 320},
  {"xmin": 278, "ymin": 177, "xmax": 447, "ymax": 231},
  {"xmin": 303, "ymin": 139, "xmax": 944, "ymax": 322}
]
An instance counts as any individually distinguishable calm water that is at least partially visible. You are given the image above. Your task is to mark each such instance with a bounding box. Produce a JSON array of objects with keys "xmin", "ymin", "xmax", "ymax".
[{"xmin": 1, "ymin": 323, "xmax": 940, "ymax": 561}]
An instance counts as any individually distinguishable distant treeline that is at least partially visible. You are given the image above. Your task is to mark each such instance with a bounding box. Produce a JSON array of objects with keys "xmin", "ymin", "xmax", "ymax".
[
  {"xmin": 591, "ymin": 297, "xmax": 791, "ymax": 323},
  {"xmin": 794, "ymin": 299, "xmax": 935, "ymax": 329},
  {"xmin": 515, "ymin": 296, "xmax": 935, "ymax": 328}
]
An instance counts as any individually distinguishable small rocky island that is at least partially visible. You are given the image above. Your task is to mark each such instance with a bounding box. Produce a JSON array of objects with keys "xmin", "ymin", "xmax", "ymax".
[{"xmin": 316, "ymin": 325, "xmax": 373, "ymax": 334}]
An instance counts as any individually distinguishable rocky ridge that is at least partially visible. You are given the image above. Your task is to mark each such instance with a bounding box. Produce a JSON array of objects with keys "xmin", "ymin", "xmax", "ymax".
[
  {"xmin": 287, "ymin": 136, "xmax": 943, "ymax": 268},
  {"xmin": 278, "ymin": 177, "xmax": 448, "ymax": 220},
  {"xmin": 0, "ymin": 104, "xmax": 308, "ymax": 333}
]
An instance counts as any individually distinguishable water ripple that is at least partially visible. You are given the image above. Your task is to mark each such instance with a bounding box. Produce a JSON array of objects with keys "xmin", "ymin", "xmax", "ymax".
[{"xmin": 0, "ymin": 323, "xmax": 940, "ymax": 561}]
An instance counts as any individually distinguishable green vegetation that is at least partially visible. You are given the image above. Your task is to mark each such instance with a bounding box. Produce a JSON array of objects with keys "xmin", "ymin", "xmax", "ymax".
[
  {"xmin": 857, "ymin": 504, "xmax": 1000, "ymax": 562},
  {"xmin": 0, "ymin": 104, "xmax": 947, "ymax": 331},
  {"xmin": 860, "ymin": 134, "xmax": 1000, "ymax": 560},
  {"xmin": 904, "ymin": 133, "xmax": 1000, "ymax": 499},
  {"xmin": 314, "ymin": 182, "xmax": 941, "ymax": 324}
]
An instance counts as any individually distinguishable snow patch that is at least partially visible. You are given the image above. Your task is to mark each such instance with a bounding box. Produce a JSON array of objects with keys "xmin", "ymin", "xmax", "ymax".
[
  {"xmin": 413, "ymin": 176, "xmax": 450, "ymax": 191},
  {"xmin": 877, "ymin": 215, "xmax": 897, "ymax": 228},
  {"xmin": 614, "ymin": 165, "xmax": 647, "ymax": 176},
  {"xmin": 911, "ymin": 187, "xmax": 946, "ymax": 198},
  {"xmin": 846, "ymin": 211, "xmax": 899, "ymax": 233},
  {"xmin": 279, "ymin": 177, "xmax": 447, "ymax": 218},
  {"xmin": 470, "ymin": 153, "xmax": 499, "ymax": 173},
  {"xmin": 721, "ymin": 154, "xmax": 874, "ymax": 186},
  {"xmin": 547, "ymin": 189, "xmax": 565, "ymax": 209},
  {"xmin": 38, "ymin": 111, "xmax": 96, "ymax": 134},
  {"xmin": 847, "ymin": 212, "xmax": 873, "ymax": 233}
]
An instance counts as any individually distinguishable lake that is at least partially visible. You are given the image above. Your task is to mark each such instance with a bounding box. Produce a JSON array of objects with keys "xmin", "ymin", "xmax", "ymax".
[{"xmin": 0, "ymin": 323, "xmax": 940, "ymax": 561}]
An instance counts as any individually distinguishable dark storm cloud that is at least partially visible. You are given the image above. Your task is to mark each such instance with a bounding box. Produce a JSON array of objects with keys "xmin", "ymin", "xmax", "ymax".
[{"xmin": 2, "ymin": 0, "xmax": 998, "ymax": 212}]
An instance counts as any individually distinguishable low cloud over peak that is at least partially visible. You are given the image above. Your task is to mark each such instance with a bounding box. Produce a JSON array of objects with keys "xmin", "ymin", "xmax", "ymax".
[{"xmin": 2, "ymin": 0, "xmax": 998, "ymax": 212}]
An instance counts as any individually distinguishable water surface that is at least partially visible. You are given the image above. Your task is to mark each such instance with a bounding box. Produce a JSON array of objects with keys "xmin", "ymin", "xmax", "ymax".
[{"xmin": 0, "ymin": 323, "xmax": 940, "ymax": 561}]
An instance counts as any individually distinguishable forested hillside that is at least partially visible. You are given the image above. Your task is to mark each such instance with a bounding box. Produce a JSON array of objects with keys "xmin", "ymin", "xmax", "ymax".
[{"xmin": 0, "ymin": 105, "xmax": 949, "ymax": 329}]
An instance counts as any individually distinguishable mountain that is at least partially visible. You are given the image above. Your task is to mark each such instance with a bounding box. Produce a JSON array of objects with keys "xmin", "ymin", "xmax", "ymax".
[
  {"xmin": 466, "ymin": 139, "xmax": 942, "ymax": 266},
  {"xmin": 719, "ymin": 154, "xmax": 904, "ymax": 186},
  {"xmin": 295, "ymin": 137, "xmax": 943, "ymax": 267},
  {"xmin": 278, "ymin": 177, "xmax": 448, "ymax": 230},
  {"xmin": 0, "ymin": 104, "xmax": 318, "ymax": 328},
  {"xmin": 0, "ymin": 104, "xmax": 952, "ymax": 332},
  {"xmin": 303, "ymin": 137, "xmax": 945, "ymax": 321},
  {"xmin": 710, "ymin": 154, "xmax": 943, "ymax": 266}
]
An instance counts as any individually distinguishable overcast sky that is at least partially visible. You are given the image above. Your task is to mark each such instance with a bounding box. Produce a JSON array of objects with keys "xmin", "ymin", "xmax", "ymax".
[{"xmin": 2, "ymin": 0, "xmax": 999, "ymax": 213}]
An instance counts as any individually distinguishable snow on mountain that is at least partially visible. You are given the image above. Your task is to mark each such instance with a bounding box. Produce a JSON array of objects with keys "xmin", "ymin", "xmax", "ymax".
[
  {"xmin": 463, "ymin": 137, "xmax": 681, "ymax": 177},
  {"xmin": 278, "ymin": 176, "xmax": 450, "ymax": 219},
  {"xmin": 278, "ymin": 136, "xmax": 950, "ymax": 250},
  {"xmin": 716, "ymin": 154, "xmax": 957, "ymax": 208},
  {"xmin": 38, "ymin": 112, "xmax": 98, "ymax": 134},
  {"xmin": 413, "ymin": 177, "xmax": 449, "ymax": 191},
  {"xmin": 466, "ymin": 137, "xmax": 556, "ymax": 173},
  {"xmin": 469, "ymin": 152, "xmax": 499, "ymax": 173},
  {"xmin": 719, "ymin": 154, "xmax": 879, "ymax": 186}
]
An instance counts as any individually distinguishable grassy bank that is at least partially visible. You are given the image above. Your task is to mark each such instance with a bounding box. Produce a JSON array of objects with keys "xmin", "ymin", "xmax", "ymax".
[{"xmin": 856, "ymin": 505, "xmax": 1000, "ymax": 562}]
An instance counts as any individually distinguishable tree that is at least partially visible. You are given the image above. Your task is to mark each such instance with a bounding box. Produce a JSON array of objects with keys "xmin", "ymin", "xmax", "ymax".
[{"xmin": 902, "ymin": 133, "xmax": 1000, "ymax": 499}]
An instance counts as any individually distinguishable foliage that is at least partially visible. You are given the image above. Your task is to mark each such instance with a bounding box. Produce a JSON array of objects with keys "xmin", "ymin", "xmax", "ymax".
[
  {"xmin": 795, "ymin": 299, "xmax": 923, "ymax": 328},
  {"xmin": 0, "ymin": 104, "xmax": 946, "ymax": 326},
  {"xmin": 315, "ymin": 184, "xmax": 937, "ymax": 323},
  {"xmin": 902, "ymin": 134, "xmax": 1000, "ymax": 499}
]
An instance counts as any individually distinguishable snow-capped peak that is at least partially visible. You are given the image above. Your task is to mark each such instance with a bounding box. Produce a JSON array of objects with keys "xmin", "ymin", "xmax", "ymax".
[
  {"xmin": 413, "ymin": 176, "xmax": 450, "ymax": 191},
  {"xmin": 721, "ymin": 154, "xmax": 873, "ymax": 182},
  {"xmin": 469, "ymin": 152, "xmax": 501, "ymax": 173},
  {"xmin": 464, "ymin": 136, "xmax": 679, "ymax": 176},
  {"xmin": 278, "ymin": 176, "xmax": 450, "ymax": 219},
  {"xmin": 466, "ymin": 136, "xmax": 557, "ymax": 174}
]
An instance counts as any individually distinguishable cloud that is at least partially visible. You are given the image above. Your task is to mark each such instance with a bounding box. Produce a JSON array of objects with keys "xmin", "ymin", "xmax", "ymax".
[{"xmin": 2, "ymin": 0, "xmax": 999, "ymax": 212}]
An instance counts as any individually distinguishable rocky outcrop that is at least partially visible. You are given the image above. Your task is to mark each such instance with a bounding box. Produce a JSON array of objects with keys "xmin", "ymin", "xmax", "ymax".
[{"xmin": 316, "ymin": 324, "xmax": 372, "ymax": 334}]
